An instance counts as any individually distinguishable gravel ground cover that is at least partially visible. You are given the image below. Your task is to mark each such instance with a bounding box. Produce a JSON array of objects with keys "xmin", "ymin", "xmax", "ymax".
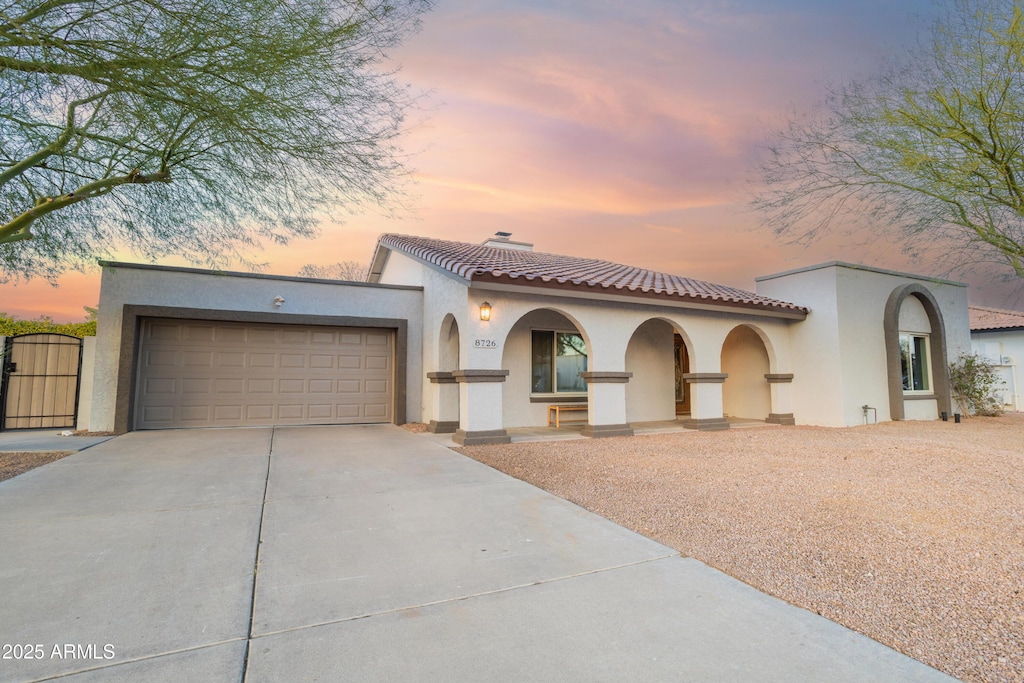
[
  {"xmin": 0, "ymin": 451, "xmax": 73, "ymax": 481},
  {"xmin": 456, "ymin": 414, "xmax": 1024, "ymax": 683}
]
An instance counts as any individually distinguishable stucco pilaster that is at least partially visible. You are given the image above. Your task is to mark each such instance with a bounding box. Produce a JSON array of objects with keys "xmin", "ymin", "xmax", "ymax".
[
  {"xmin": 426, "ymin": 371, "xmax": 459, "ymax": 433},
  {"xmin": 766, "ymin": 373, "xmax": 794, "ymax": 424},
  {"xmin": 683, "ymin": 373, "xmax": 729, "ymax": 430},
  {"xmin": 453, "ymin": 369, "xmax": 510, "ymax": 445},
  {"xmin": 581, "ymin": 372, "xmax": 634, "ymax": 438}
]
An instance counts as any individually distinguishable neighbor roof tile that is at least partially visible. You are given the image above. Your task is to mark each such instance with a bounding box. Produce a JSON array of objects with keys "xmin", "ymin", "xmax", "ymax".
[{"xmin": 969, "ymin": 305, "xmax": 1024, "ymax": 331}]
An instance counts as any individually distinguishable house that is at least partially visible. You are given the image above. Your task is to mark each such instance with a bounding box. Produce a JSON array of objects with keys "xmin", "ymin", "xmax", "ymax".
[
  {"xmin": 85, "ymin": 233, "xmax": 971, "ymax": 438},
  {"xmin": 969, "ymin": 305, "xmax": 1024, "ymax": 411}
]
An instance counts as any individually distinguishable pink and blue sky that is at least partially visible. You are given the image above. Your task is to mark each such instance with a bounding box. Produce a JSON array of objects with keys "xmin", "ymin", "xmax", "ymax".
[{"xmin": 4, "ymin": 0, "xmax": 1019, "ymax": 322}]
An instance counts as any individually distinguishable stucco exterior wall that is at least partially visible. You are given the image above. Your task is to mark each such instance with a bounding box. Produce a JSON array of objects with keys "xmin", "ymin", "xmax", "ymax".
[
  {"xmin": 91, "ymin": 263, "xmax": 423, "ymax": 432},
  {"xmin": 972, "ymin": 330, "xmax": 1024, "ymax": 410},
  {"xmin": 757, "ymin": 263, "xmax": 969, "ymax": 426},
  {"xmin": 378, "ymin": 250, "xmax": 469, "ymax": 424},
  {"xmin": 76, "ymin": 336, "xmax": 97, "ymax": 431},
  {"xmin": 755, "ymin": 267, "xmax": 844, "ymax": 426}
]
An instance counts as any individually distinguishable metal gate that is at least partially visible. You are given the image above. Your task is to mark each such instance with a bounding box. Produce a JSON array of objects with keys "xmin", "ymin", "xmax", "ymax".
[{"xmin": 0, "ymin": 334, "xmax": 84, "ymax": 431}]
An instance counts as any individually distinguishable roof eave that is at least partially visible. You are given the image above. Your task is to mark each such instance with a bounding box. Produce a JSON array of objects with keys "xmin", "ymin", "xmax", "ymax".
[{"xmin": 469, "ymin": 273, "xmax": 808, "ymax": 320}]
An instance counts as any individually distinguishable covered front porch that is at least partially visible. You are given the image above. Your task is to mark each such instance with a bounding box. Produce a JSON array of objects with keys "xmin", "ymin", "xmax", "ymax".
[{"xmin": 423, "ymin": 292, "xmax": 801, "ymax": 446}]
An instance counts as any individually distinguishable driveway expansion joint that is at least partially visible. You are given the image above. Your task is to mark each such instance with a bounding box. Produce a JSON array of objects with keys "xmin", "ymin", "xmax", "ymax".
[{"xmin": 250, "ymin": 552, "xmax": 681, "ymax": 640}]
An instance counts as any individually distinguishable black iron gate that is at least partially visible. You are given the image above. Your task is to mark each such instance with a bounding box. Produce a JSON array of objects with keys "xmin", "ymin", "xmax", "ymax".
[{"xmin": 0, "ymin": 333, "xmax": 84, "ymax": 431}]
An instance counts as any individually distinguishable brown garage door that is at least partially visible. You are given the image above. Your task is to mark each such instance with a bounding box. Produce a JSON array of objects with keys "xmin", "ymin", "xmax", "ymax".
[{"xmin": 134, "ymin": 319, "xmax": 393, "ymax": 429}]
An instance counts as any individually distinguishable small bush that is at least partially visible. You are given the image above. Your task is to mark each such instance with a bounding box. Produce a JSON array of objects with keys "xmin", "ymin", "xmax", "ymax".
[{"xmin": 948, "ymin": 353, "xmax": 1004, "ymax": 417}]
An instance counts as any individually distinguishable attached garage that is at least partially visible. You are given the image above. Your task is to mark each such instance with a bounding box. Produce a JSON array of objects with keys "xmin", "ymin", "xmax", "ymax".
[{"xmin": 134, "ymin": 319, "xmax": 394, "ymax": 429}]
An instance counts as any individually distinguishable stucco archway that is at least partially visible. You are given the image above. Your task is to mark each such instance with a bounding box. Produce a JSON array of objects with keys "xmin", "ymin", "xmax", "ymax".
[
  {"xmin": 721, "ymin": 325, "xmax": 771, "ymax": 420},
  {"xmin": 500, "ymin": 307, "xmax": 592, "ymax": 428},
  {"xmin": 427, "ymin": 313, "xmax": 462, "ymax": 433},
  {"xmin": 624, "ymin": 318, "xmax": 695, "ymax": 423},
  {"xmin": 883, "ymin": 285, "xmax": 951, "ymax": 420}
]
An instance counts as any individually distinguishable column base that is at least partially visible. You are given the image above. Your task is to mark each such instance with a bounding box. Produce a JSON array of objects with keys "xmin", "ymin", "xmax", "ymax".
[
  {"xmin": 766, "ymin": 413, "xmax": 796, "ymax": 425},
  {"xmin": 452, "ymin": 429, "xmax": 511, "ymax": 446},
  {"xmin": 581, "ymin": 423, "xmax": 634, "ymax": 438},
  {"xmin": 682, "ymin": 418, "xmax": 730, "ymax": 431},
  {"xmin": 428, "ymin": 420, "xmax": 459, "ymax": 434}
]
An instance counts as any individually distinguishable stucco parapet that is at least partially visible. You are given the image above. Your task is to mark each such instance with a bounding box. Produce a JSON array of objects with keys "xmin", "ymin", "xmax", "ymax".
[
  {"xmin": 98, "ymin": 260, "xmax": 424, "ymax": 291},
  {"xmin": 682, "ymin": 373, "xmax": 728, "ymax": 384},
  {"xmin": 580, "ymin": 371, "xmax": 632, "ymax": 384},
  {"xmin": 426, "ymin": 371, "xmax": 457, "ymax": 384},
  {"xmin": 764, "ymin": 373, "xmax": 795, "ymax": 383},
  {"xmin": 452, "ymin": 369, "xmax": 509, "ymax": 383},
  {"xmin": 755, "ymin": 261, "xmax": 967, "ymax": 287}
]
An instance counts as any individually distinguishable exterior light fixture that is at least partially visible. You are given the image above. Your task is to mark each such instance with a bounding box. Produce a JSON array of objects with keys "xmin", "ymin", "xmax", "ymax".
[{"xmin": 479, "ymin": 301, "xmax": 492, "ymax": 321}]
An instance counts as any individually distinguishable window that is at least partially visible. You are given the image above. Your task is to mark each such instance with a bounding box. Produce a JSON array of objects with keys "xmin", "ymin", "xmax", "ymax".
[
  {"xmin": 531, "ymin": 330, "xmax": 587, "ymax": 394},
  {"xmin": 899, "ymin": 333, "xmax": 931, "ymax": 392}
]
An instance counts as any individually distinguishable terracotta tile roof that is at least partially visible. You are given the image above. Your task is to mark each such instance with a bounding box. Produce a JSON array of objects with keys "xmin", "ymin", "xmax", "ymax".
[
  {"xmin": 969, "ymin": 305, "xmax": 1024, "ymax": 331},
  {"xmin": 377, "ymin": 234, "xmax": 808, "ymax": 315}
]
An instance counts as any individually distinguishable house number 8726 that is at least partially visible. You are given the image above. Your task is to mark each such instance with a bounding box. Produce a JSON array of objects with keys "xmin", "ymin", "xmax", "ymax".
[{"xmin": 473, "ymin": 339, "xmax": 497, "ymax": 348}]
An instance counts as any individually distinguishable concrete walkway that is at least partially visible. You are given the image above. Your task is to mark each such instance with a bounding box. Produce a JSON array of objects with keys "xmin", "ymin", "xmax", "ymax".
[
  {"xmin": 0, "ymin": 425, "xmax": 955, "ymax": 682},
  {"xmin": 0, "ymin": 429, "xmax": 115, "ymax": 453}
]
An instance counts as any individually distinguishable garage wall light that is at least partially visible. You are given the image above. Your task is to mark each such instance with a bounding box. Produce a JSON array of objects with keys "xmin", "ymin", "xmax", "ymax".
[
  {"xmin": 479, "ymin": 301, "xmax": 492, "ymax": 321},
  {"xmin": 273, "ymin": 296, "xmax": 285, "ymax": 308}
]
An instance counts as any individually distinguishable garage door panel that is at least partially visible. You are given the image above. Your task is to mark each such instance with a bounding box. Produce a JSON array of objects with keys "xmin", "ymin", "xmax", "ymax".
[
  {"xmin": 135, "ymin": 320, "xmax": 394, "ymax": 429},
  {"xmin": 182, "ymin": 378, "xmax": 212, "ymax": 394},
  {"xmin": 249, "ymin": 353, "xmax": 276, "ymax": 368},
  {"xmin": 248, "ymin": 329, "xmax": 277, "ymax": 344},
  {"xmin": 248, "ymin": 379, "xmax": 275, "ymax": 394},
  {"xmin": 281, "ymin": 330, "xmax": 309, "ymax": 344},
  {"xmin": 247, "ymin": 405, "xmax": 274, "ymax": 420},
  {"xmin": 310, "ymin": 355, "xmax": 335, "ymax": 369}
]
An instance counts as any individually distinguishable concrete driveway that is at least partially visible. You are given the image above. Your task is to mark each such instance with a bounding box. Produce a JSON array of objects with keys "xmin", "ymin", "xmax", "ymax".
[{"xmin": 0, "ymin": 425, "xmax": 954, "ymax": 682}]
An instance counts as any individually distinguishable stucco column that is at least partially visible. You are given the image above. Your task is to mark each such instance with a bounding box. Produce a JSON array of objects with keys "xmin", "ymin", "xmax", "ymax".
[
  {"xmin": 452, "ymin": 369, "xmax": 510, "ymax": 445},
  {"xmin": 581, "ymin": 372, "xmax": 634, "ymax": 438},
  {"xmin": 765, "ymin": 373, "xmax": 795, "ymax": 425},
  {"xmin": 425, "ymin": 372, "xmax": 459, "ymax": 433},
  {"xmin": 682, "ymin": 373, "xmax": 729, "ymax": 431}
]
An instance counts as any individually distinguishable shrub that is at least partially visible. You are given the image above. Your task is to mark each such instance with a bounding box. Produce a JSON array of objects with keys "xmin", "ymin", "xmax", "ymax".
[
  {"xmin": 948, "ymin": 353, "xmax": 1004, "ymax": 417},
  {"xmin": 0, "ymin": 312, "xmax": 96, "ymax": 338}
]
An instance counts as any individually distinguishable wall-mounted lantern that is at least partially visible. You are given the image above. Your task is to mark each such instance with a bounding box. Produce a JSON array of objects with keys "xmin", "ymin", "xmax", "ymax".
[{"xmin": 479, "ymin": 301, "xmax": 492, "ymax": 321}]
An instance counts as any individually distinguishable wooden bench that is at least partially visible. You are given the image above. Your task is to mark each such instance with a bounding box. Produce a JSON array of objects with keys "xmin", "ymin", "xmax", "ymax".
[{"xmin": 547, "ymin": 403, "xmax": 588, "ymax": 428}]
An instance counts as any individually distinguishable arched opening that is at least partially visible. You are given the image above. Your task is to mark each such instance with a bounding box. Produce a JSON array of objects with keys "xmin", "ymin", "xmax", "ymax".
[
  {"xmin": 501, "ymin": 308, "xmax": 591, "ymax": 428},
  {"xmin": 884, "ymin": 285, "xmax": 951, "ymax": 420},
  {"xmin": 624, "ymin": 318, "xmax": 693, "ymax": 423},
  {"xmin": 721, "ymin": 325, "xmax": 771, "ymax": 421},
  {"xmin": 427, "ymin": 314, "xmax": 461, "ymax": 433},
  {"xmin": 439, "ymin": 314, "xmax": 460, "ymax": 372}
]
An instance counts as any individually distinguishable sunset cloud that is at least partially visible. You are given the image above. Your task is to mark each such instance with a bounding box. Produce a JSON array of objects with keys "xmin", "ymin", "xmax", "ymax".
[{"xmin": 8, "ymin": 0, "xmax": 1019, "ymax": 321}]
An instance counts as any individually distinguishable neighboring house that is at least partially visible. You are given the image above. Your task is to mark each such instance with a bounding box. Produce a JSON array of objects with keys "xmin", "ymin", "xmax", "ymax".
[
  {"xmin": 86, "ymin": 233, "xmax": 971, "ymax": 439},
  {"xmin": 969, "ymin": 305, "xmax": 1024, "ymax": 411}
]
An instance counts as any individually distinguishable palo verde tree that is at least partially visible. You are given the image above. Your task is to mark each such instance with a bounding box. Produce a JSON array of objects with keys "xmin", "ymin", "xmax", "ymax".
[
  {"xmin": 755, "ymin": 0, "xmax": 1024, "ymax": 278},
  {"xmin": 0, "ymin": 0, "xmax": 430, "ymax": 281}
]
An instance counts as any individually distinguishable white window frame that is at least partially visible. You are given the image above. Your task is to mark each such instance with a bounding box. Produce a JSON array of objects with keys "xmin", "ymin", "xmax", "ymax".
[
  {"xmin": 530, "ymin": 328, "xmax": 588, "ymax": 396},
  {"xmin": 899, "ymin": 332, "xmax": 933, "ymax": 394}
]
